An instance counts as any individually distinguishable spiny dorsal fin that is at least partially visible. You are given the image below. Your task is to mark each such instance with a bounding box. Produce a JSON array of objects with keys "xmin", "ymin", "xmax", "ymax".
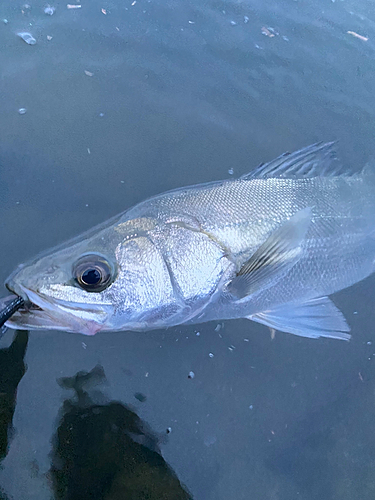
[{"xmin": 241, "ymin": 142, "xmax": 355, "ymax": 180}]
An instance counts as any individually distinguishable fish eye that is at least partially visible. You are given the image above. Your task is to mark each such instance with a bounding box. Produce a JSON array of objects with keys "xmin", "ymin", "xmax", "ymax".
[{"xmin": 73, "ymin": 254, "xmax": 113, "ymax": 292}]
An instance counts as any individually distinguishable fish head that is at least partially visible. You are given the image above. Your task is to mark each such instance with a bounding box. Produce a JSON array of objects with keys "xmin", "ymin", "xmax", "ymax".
[{"xmin": 4, "ymin": 216, "xmax": 177, "ymax": 335}]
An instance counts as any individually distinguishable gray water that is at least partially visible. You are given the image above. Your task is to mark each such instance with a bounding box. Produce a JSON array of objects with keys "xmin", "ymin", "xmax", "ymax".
[{"xmin": 1, "ymin": 0, "xmax": 375, "ymax": 498}]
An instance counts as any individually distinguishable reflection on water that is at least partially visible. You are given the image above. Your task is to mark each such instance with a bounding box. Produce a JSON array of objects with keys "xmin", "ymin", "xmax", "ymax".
[
  {"xmin": 0, "ymin": 331, "xmax": 28, "ymax": 462},
  {"xmin": 50, "ymin": 365, "xmax": 192, "ymax": 500},
  {"xmin": 0, "ymin": 331, "xmax": 28, "ymax": 500}
]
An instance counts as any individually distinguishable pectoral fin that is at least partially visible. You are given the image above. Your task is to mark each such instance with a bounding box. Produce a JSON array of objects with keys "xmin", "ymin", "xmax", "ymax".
[
  {"xmin": 227, "ymin": 208, "xmax": 312, "ymax": 299},
  {"xmin": 247, "ymin": 297, "xmax": 351, "ymax": 340}
]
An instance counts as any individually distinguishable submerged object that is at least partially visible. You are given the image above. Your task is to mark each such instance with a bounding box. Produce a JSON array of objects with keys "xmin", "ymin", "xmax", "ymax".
[{"xmin": 2, "ymin": 142, "xmax": 375, "ymax": 340}]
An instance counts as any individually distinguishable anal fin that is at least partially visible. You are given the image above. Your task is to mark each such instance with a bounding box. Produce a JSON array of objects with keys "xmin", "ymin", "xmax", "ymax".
[{"xmin": 247, "ymin": 297, "xmax": 351, "ymax": 340}]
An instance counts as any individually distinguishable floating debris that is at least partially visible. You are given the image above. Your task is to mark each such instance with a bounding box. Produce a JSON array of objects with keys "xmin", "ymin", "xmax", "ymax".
[
  {"xmin": 84, "ymin": 70, "xmax": 94, "ymax": 76},
  {"xmin": 3, "ymin": 19, "xmax": 8, "ymax": 24},
  {"xmin": 17, "ymin": 32, "xmax": 36, "ymax": 45},
  {"xmin": 67, "ymin": 4, "xmax": 82, "ymax": 8},
  {"xmin": 18, "ymin": 108, "xmax": 27, "ymax": 115},
  {"xmin": 21, "ymin": 4, "xmax": 32, "ymax": 14},
  {"xmin": 188, "ymin": 371, "xmax": 195, "ymax": 379},
  {"xmin": 195, "ymin": 331, "xmax": 200, "ymax": 336},
  {"xmin": 209, "ymin": 352, "xmax": 214, "ymax": 358},
  {"xmin": 166, "ymin": 427, "xmax": 172, "ymax": 434},
  {"xmin": 228, "ymin": 168, "xmax": 234, "ymax": 175},
  {"xmin": 101, "ymin": 8, "xmax": 107, "ymax": 14},
  {"xmin": 47, "ymin": 35, "xmax": 53, "ymax": 40},
  {"xmin": 347, "ymin": 30, "xmax": 368, "ymax": 42},
  {"xmin": 44, "ymin": 4, "xmax": 55, "ymax": 15},
  {"xmin": 244, "ymin": 16, "xmax": 249, "ymax": 23},
  {"xmin": 230, "ymin": 20, "xmax": 237, "ymax": 26},
  {"xmin": 261, "ymin": 26, "xmax": 275, "ymax": 38}
]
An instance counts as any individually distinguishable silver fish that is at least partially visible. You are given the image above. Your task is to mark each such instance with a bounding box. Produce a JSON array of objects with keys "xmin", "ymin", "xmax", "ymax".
[{"xmin": 3, "ymin": 142, "xmax": 375, "ymax": 340}]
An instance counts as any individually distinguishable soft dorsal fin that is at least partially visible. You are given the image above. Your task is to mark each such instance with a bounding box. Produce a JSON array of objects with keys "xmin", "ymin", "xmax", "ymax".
[{"xmin": 241, "ymin": 142, "xmax": 355, "ymax": 180}]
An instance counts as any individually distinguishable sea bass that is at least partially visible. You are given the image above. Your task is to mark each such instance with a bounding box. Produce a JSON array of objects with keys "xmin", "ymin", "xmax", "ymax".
[{"xmin": 3, "ymin": 143, "xmax": 375, "ymax": 340}]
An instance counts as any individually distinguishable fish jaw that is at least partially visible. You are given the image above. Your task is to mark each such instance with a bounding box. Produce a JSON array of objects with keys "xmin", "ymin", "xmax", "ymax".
[{"xmin": 2, "ymin": 285, "xmax": 111, "ymax": 335}]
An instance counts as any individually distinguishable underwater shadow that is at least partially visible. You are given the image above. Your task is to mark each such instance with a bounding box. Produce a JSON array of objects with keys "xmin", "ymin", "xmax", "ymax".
[{"xmin": 50, "ymin": 365, "xmax": 193, "ymax": 500}]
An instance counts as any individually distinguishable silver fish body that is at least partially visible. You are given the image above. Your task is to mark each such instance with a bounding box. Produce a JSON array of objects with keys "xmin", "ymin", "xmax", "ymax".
[{"xmin": 3, "ymin": 143, "xmax": 375, "ymax": 339}]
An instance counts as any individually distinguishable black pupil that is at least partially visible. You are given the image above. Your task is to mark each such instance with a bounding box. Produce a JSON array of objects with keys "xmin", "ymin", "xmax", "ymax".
[{"xmin": 81, "ymin": 268, "xmax": 101, "ymax": 285}]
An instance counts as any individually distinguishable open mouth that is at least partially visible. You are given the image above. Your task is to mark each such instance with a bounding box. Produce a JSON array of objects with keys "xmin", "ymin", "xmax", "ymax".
[
  {"xmin": 0, "ymin": 297, "xmax": 46, "ymax": 332},
  {"xmin": 1, "ymin": 285, "xmax": 109, "ymax": 335},
  {"xmin": 17, "ymin": 301, "xmax": 42, "ymax": 313},
  {"xmin": 0, "ymin": 288, "xmax": 69, "ymax": 331},
  {"xmin": 4, "ymin": 286, "xmax": 44, "ymax": 314}
]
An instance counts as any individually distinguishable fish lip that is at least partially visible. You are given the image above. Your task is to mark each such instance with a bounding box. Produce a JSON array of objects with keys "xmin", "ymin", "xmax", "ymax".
[
  {"xmin": 5, "ymin": 281, "xmax": 29, "ymax": 303},
  {"xmin": 4, "ymin": 284, "xmax": 45, "ymax": 314},
  {"xmin": 4, "ymin": 284, "xmax": 108, "ymax": 335}
]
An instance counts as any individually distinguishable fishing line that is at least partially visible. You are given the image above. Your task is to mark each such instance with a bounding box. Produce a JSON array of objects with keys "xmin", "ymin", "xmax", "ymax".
[{"xmin": 0, "ymin": 296, "xmax": 24, "ymax": 328}]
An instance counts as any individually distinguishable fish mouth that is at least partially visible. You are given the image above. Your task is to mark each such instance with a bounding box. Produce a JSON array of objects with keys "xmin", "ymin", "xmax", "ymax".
[{"xmin": 3, "ymin": 285, "xmax": 108, "ymax": 335}]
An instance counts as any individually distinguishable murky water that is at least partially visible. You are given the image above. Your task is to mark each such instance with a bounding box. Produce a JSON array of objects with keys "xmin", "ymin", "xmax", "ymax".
[{"xmin": 1, "ymin": 0, "xmax": 375, "ymax": 498}]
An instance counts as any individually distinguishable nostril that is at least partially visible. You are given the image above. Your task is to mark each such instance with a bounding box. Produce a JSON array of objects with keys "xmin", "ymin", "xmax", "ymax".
[{"xmin": 46, "ymin": 265, "xmax": 58, "ymax": 275}]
